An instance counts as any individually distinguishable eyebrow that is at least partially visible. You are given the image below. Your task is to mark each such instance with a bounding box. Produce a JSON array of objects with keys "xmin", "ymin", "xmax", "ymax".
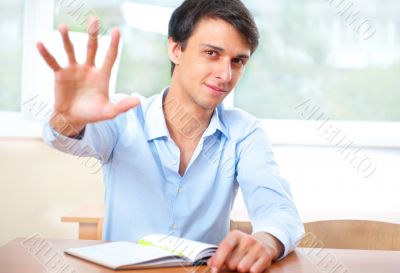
[{"xmin": 200, "ymin": 43, "xmax": 250, "ymax": 59}]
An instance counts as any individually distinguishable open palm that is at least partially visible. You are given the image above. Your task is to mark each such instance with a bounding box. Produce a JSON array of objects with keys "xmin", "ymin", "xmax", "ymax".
[{"xmin": 36, "ymin": 18, "xmax": 140, "ymax": 133}]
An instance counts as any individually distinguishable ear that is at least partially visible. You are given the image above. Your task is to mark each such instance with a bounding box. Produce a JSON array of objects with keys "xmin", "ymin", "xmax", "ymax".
[{"xmin": 168, "ymin": 37, "xmax": 182, "ymax": 66}]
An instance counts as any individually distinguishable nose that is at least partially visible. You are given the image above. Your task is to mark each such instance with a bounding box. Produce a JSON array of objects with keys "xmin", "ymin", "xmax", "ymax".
[{"xmin": 215, "ymin": 59, "xmax": 232, "ymax": 83}]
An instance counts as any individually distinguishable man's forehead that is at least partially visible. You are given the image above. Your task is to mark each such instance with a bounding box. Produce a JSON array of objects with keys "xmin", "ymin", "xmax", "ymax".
[{"xmin": 189, "ymin": 18, "xmax": 252, "ymax": 54}]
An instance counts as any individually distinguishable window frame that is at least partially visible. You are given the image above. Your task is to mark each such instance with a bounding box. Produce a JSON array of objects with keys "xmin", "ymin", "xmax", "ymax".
[
  {"xmin": 0, "ymin": 0, "xmax": 54, "ymax": 138},
  {"xmin": 1, "ymin": 0, "xmax": 399, "ymax": 149}
]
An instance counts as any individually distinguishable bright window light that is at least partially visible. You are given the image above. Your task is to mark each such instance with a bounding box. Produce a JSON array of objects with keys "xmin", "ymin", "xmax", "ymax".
[{"xmin": 121, "ymin": 2, "xmax": 174, "ymax": 35}]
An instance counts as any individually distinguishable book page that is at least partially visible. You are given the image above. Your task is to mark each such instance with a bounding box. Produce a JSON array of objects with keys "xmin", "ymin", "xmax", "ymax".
[
  {"xmin": 138, "ymin": 234, "xmax": 217, "ymax": 262},
  {"xmin": 65, "ymin": 241, "xmax": 183, "ymax": 269}
]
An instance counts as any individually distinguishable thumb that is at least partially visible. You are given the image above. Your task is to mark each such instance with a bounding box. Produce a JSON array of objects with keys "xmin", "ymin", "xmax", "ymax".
[
  {"xmin": 103, "ymin": 97, "xmax": 141, "ymax": 119},
  {"xmin": 115, "ymin": 97, "xmax": 141, "ymax": 113}
]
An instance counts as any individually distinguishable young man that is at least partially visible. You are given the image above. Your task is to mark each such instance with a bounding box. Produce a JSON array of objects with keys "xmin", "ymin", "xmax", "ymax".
[{"xmin": 38, "ymin": 0, "xmax": 304, "ymax": 272}]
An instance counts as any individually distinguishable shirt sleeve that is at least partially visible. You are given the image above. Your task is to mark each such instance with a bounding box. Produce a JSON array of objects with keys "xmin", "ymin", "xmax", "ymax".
[
  {"xmin": 41, "ymin": 94, "xmax": 139, "ymax": 164},
  {"xmin": 42, "ymin": 117, "xmax": 119, "ymax": 164},
  {"xmin": 235, "ymin": 121, "xmax": 305, "ymax": 259}
]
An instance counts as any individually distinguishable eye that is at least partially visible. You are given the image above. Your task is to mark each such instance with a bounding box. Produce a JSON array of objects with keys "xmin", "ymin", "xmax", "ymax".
[
  {"xmin": 232, "ymin": 58, "xmax": 245, "ymax": 66},
  {"xmin": 205, "ymin": 50, "xmax": 218, "ymax": 57}
]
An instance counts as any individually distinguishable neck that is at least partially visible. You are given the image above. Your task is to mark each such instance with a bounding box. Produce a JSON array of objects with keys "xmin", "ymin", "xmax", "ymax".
[{"xmin": 163, "ymin": 83, "xmax": 214, "ymax": 144}]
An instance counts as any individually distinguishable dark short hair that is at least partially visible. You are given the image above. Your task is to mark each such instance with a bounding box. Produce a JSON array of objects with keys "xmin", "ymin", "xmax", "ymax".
[{"xmin": 168, "ymin": 0, "xmax": 259, "ymax": 75}]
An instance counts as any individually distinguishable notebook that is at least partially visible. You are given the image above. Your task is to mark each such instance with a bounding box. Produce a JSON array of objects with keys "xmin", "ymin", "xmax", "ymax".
[{"xmin": 64, "ymin": 234, "xmax": 217, "ymax": 269}]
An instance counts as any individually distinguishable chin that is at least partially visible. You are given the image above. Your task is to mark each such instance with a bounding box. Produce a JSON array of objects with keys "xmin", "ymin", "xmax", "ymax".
[{"xmin": 195, "ymin": 96, "xmax": 221, "ymax": 110}]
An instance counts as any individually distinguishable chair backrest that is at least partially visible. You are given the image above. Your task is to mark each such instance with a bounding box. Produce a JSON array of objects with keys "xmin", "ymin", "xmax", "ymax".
[
  {"xmin": 230, "ymin": 220, "xmax": 253, "ymax": 234},
  {"xmin": 301, "ymin": 220, "xmax": 400, "ymax": 250}
]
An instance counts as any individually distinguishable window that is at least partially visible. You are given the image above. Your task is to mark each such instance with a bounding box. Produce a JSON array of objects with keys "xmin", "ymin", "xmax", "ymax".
[
  {"xmin": 0, "ymin": 0, "xmax": 24, "ymax": 111},
  {"xmin": 235, "ymin": 0, "xmax": 400, "ymax": 122},
  {"xmin": 52, "ymin": 0, "xmax": 400, "ymax": 122},
  {"xmin": 2, "ymin": 0, "xmax": 400, "ymax": 141},
  {"xmin": 395, "ymin": 20, "xmax": 400, "ymax": 45},
  {"xmin": 53, "ymin": 0, "xmax": 181, "ymax": 98}
]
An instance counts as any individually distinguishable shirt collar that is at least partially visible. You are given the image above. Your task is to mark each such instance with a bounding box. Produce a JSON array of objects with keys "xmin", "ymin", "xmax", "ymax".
[
  {"xmin": 144, "ymin": 87, "xmax": 229, "ymax": 141},
  {"xmin": 144, "ymin": 87, "xmax": 170, "ymax": 141},
  {"xmin": 204, "ymin": 104, "xmax": 229, "ymax": 139}
]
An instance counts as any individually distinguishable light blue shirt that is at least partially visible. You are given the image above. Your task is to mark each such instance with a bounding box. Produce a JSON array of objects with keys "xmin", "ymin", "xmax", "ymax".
[{"xmin": 43, "ymin": 88, "xmax": 304, "ymax": 258}]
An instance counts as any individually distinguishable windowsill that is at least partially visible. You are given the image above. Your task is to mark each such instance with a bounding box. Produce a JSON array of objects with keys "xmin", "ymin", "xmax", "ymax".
[
  {"xmin": 1, "ymin": 112, "xmax": 400, "ymax": 148},
  {"xmin": 261, "ymin": 119, "xmax": 400, "ymax": 149},
  {"xmin": 0, "ymin": 112, "xmax": 42, "ymax": 139}
]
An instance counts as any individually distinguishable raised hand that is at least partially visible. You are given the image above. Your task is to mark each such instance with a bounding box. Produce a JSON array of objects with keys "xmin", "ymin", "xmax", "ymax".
[{"xmin": 36, "ymin": 17, "xmax": 140, "ymax": 136}]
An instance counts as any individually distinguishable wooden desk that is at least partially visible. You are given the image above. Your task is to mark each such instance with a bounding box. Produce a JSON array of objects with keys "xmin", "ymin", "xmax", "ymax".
[
  {"xmin": 61, "ymin": 204, "xmax": 104, "ymax": 240},
  {"xmin": 1, "ymin": 238, "xmax": 400, "ymax": 273}
]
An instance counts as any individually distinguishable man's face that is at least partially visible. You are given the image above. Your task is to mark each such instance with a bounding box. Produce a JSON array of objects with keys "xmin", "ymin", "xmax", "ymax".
[{"xmin": 169, "ymin": 18, "xmax": 251, "ymax": 110}]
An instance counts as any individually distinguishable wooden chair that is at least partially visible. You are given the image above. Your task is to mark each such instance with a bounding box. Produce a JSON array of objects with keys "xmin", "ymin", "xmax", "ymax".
[
  {"xmin": 229, "ymin": 220, "xmax": 400, "ymax": 251},
  {"xmin": 62, "ymin": 207, "xmax": 400, "ymax": 251},
  {"xmin": 229, "ymin": 220, "xmax": 253, "ymax": 234},
  {"xmin": 300, "ymin": 220, "xmax": 400, "ymax": 251}
]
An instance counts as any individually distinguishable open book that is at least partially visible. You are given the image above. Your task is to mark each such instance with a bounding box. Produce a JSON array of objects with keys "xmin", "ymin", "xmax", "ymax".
[{"xmin": 65, "ymin": 234, "xmax": 217, "ymax": 269}]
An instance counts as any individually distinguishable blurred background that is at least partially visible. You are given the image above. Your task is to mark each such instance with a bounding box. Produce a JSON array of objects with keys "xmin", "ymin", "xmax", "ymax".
[{"xmin": 0, "ymin": 0, "xmax": 399, "ymax": 245}]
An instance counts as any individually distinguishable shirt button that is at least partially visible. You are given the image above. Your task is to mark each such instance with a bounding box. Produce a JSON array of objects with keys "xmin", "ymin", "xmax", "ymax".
[
  {"xmin": 172, "ymin": 160, "xmax": 178, "ymax": 166},
  {"xmin": 178, "ymin": 186, "xmax": 184, "ymax": 193},
  {"xmin": 171, "ymin": 224, "xmax": 178, "ymax": 229}
]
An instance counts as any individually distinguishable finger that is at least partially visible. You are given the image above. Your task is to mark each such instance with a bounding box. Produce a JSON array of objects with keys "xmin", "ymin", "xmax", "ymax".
[
  {"xmin": 207, "ymin": 255, "xmax": 214, "ymax": 267},
  {"xmin": 101, "ymin": 28, "xmax": 120, "ymax": 75},
  {"xmin": 209, "ymin": 231, "xmax": 241, "ymax": 272},
  {"xmin": 250, "ymin": 256, "xmax": 271, "ymax": 273},
  {"xmin": 208, "ymin": 256, "xmax": 227, "ymax": 272},
  {"xmin": 102, "ymin": 97, "xmax": 141, "ymax": 119},
  {"xmin": 86, "ymin": 16, "xmax": 99, "ymax": 66},
  {"xmin": 59, "ymin": 24, "xmax": 77, "ymax": 65},
  {"xmin": 237, "ymin": 246, "xmax": 263, "ymax": 273},
  {"xmin": 225, "ymin": 237, "xmax": 254, "ymax": 271},
  {"xmin": 36, "ymin": 42, "xmax": 62, "ymax": 71}
]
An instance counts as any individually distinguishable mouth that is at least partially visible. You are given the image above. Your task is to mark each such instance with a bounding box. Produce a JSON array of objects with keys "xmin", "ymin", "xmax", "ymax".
[{"xmin": 205, "ymin": 84, "xmax": 227, "ymax": 96}]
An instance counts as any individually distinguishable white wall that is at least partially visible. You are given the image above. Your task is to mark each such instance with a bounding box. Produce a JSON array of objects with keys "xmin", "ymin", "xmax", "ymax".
[
  {"xmin": 232, "ymin": 145, "xmax": 400, "ymax": 224},
  {"xmin": 1, "ymin": 138, "xmax": 399, "ymax": 247},
  {"xmin": 0, "ymin": 138, "xmax": 104, "ymax": 246}
]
